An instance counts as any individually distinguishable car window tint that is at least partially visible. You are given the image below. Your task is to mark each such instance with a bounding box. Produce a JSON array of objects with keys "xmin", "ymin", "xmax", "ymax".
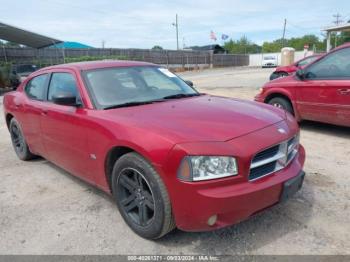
[
  {"xmin": 140, "ymin": 68, "xmax": 179, "ymax": 91},
  {"xmin": 298, "ymin": 56, "xmax": 315, "ymax": 67},
  {"xmin": 48, "ymin": 73, "xmax": 78, "ymax": 101},
  {"xmin": 84, "ymin": 66, "xmax": 196, "ymax": 108},
  {"xmin": 306, "ymin": 48, "xmax": 350, "ymax": 79},
  {"xmin": 25, "ymin": 74, "xmax": 48, "ymax": 100}
]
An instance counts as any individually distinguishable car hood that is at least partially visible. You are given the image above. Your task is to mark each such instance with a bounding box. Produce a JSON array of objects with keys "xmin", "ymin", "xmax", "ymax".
[{"xmin": 101, "ymin": 95, "xmax": 286, "ymax": 143}]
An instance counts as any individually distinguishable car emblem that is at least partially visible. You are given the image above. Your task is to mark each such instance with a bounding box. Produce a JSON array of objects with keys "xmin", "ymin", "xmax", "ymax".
[{"xmin": 278, "ymin": 128, "xmax": 287, "ymax": 134}]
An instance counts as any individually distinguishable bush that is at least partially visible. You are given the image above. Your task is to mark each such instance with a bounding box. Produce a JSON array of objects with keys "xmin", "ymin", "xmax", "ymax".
[
  {"xmin": 0, "ymin": 63, "xmax": 12, "ymax": 88},
  {"xmin": 65, "ymin": 55, "xmax": 130, "ymax": 63}
]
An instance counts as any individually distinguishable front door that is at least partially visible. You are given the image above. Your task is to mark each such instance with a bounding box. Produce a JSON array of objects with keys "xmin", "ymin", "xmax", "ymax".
[
  {"xmin": 40, "ymin": 71, "xmax": 93, "ymax": 183},
  {"xmin": 296, "ymin": 47, "xmax": 350, "ymax": 126}
]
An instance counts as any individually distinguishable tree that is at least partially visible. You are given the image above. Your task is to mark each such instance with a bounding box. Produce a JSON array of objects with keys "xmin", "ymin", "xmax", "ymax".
[
  {"xmin": 262, "ymin": 34, "xmax": 326, "ymax": 53},
  {"xmin": 224, "ymin": 36, "xmax": 262, "ymax": 54},
  {"xmin": 151, "ymin": 45, "xmax": 163, "ymax": 50}
]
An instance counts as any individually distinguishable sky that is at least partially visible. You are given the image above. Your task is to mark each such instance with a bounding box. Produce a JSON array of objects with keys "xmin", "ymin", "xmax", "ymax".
[{"xmin": 1, "ymin": 0, "xmax": 350, "ymax": 49}]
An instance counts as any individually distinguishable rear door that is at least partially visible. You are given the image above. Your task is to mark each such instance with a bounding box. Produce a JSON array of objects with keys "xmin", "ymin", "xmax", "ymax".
[
  {"xmin": 40, "ymin": 70, "xmax": 93, "ymax": 182},
  {"xmin": 19, "ymin": 73, "xmax": 49, "ymax": 155},
  {"xmin": 295, "ymin": 47, "xmax": 350, "ymax": 126}
]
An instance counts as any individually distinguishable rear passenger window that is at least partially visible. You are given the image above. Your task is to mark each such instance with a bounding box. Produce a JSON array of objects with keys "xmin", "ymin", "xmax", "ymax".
[
  {"xmin": 48, "ymin": 73, "xmax": 79, "ymax": 101},
  {"xmin": 25, "ymin": 74, "xmax": 48, "ymax": 100}
]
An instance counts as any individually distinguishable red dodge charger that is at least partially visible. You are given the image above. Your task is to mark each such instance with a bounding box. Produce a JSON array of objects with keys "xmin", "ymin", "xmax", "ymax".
[{"xmin": 3, "ymin": 61, "xmax": 305, "ymax": 239}]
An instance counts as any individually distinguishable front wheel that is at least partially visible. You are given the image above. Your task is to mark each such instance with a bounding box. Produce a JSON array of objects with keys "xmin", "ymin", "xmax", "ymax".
[
  {"xmin": 267, "ymin": 97, "xmax": 294, "ymax": 115},
  {"xmin": 112, "ymin": 152, "xmax": 175, "ymax": 239}
]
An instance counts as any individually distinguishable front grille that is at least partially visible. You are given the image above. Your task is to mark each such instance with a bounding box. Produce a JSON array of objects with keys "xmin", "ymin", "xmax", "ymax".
[
  {"xmin": 249, "ymin": 135, "xmax": 299, "ymax": 181},
  {"xmin": 249, "ymin": 161, "xmax": 277, "ymax": 181},
  {"xmin": 253, "ymin": 144, "xmax": 280, "ymax": 163}
]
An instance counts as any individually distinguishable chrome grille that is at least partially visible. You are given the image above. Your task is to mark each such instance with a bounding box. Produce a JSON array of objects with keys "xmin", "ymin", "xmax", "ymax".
[{"xmin": 249, "ymin": 134, "xmax": 299, "ymax": 181}]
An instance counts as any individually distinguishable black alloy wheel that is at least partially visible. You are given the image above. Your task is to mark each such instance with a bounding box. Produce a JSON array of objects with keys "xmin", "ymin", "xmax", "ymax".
[
  {"xmin": 112, "ymin": 152, "xmax": 175, "ymax": 239},
  {"xmin": 9, "ymin": 118, "xmax": 36, "ymax": 160},
  {"xmin": 117, "ymin": 168, "xmax": 155, "ymax": 226}
]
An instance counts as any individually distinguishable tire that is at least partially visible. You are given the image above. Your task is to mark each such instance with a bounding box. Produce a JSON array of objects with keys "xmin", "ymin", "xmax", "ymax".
[
  {"xmin": 9, "ymin": 118, "xmax": 36, "ymax": 161},
  {"xmin": 268, "ymin": 97, "xmax": 294, "ymax": 115},
  {"xmin": 111, "ymin": 152, "xmax": 175, "ymax": 239}
]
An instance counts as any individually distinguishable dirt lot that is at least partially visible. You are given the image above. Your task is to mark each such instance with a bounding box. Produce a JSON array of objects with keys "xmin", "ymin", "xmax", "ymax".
[{"xmin": 0, "ymin": 67, "xmax": 349, "ymax": 255}]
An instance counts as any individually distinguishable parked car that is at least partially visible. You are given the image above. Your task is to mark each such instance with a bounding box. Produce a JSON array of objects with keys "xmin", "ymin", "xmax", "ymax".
[
  {"xmin": 262, "ymin": 55, "xmax": 278, "ymax": 68},
  {"xmin": 255, "ymin": 43, "xmax": 350, "ymax": 127},
  {"xmin": 269, "ymin": 54, "xmax": 323, "ymax": 80},
  {"xmin": 10, "ymin": 64, "xmax": 38, "ymax": 88},
  {"xmin": 3, "ymin": 61, "xmax": 305, "ymax": 239}
]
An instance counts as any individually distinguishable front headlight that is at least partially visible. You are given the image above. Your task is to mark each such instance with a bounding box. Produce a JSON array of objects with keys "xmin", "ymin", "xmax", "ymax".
[{"xmin": 177, "ymin": 156, "xmax": 238, "ymax": 182}]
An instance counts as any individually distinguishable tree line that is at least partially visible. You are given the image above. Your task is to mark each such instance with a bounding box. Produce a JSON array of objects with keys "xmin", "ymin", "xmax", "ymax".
[{"xmin": 224, "ymin": 32, "xmax": 350, "ymax": 54}]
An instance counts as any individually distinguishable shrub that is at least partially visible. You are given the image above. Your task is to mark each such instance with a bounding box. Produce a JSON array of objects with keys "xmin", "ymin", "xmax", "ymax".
[{"xmin": 0, "ymin": 63, "xmax": 12, "ymax": 88}]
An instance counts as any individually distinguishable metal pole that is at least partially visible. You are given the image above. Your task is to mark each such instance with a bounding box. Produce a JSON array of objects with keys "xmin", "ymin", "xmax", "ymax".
[
  {"xmin": 2, "ymin": 45, "xmax": 7, "ymax": 63},
  {"xmin": 176, "ymin": 14, "xmax": 179, "ymax": 50},
  {"xmin": 282, "ymin": 19, "xmax": 287, "ymax": 48},
  {"xmin": 172, "ymin": 14, "xmax": 179, "ymax": 50},
  {"xmin": 327, "ymin": 32, "xmax": 332, "ymax": 52}
]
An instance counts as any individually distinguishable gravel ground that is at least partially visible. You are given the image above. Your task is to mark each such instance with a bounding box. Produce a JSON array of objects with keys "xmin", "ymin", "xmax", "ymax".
[{"xmin": 0, "ymin": 67, "xmax": 349, "ymax": 255}]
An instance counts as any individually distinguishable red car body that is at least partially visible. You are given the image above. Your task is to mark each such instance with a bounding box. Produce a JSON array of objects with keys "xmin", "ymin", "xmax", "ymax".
[
  {"xmin": 3, "ymin": 61, "xmax": 305, "ymax": 233},
  {"xmin": 275, "ymin": 54, "xmax": 322, "ymax": 74},
  {"xmin": 256, "ymin": 44, "xmax": 350, "ymax": 127}
]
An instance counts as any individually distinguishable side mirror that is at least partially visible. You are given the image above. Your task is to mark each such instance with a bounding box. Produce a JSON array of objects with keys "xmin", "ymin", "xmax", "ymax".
[
  {"xmin": 185, "ymin": 80, "xmax": 194, "ymax": 87},
  {"xmin": 296, "ymin": 69, "xmax": 305, "ymax": 80},
  {"xmin": 52, "ymin": 92, "xmax": 78, "ymax": 106}
]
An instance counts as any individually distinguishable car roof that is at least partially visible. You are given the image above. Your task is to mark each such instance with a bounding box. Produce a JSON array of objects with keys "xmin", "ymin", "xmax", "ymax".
[
  {"xmin": 37, "ymin": 60, "xmax": 157, "ymax": 72},
  {"xmin": 331, "ymin": 42, "xmax": 350, "ymax": 52}
]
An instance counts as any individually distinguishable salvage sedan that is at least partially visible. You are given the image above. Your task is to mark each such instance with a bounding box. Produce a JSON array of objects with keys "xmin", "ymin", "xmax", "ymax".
[{"xmin": 3, "ymin": 61, "xmax": 305, "ymax": 239}]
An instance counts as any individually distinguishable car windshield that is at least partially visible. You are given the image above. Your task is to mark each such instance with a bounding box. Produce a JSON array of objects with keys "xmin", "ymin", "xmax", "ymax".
[
  {"xmin": 264, "ymin": 56, "xmax": 275, "ymax": 60},
  {"xmin": 83, "ymin": 66, "xmax": 199, "ymax": 109},
  {"xmin": 16, "ymin": 65, "xmax": 36, "ymax": 73},
  {"xmin": 298, "ymin": 56, "xmax": 319, "ymax": 66}
]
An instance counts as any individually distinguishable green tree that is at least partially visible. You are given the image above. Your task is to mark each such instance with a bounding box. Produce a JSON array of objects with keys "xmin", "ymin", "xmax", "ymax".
[
  {"xmin": 151, "ymin": 45, "xmax": 163, "ymax": 50},
  {"xmin": 224, "ymin": 36, "xmax": 262, "ymax": 54}
]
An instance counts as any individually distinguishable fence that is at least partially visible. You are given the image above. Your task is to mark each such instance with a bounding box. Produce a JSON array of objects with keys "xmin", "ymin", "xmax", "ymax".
[{"xmin": 0, "ymin": 47, "xmax": 249, "ymax": 69}]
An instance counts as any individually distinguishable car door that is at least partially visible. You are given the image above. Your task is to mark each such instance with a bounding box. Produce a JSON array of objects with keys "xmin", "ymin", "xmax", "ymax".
[
  {"xmin": 295, "ymin": 47, "xmax": 350, "ymax": 126},
  {"xmin": 19, "ymin": 73, "xmax": 50, "ymax": 155},
  {"xmin": 40, "ymin": 70, "xmax": 93, "ymax": 183}
]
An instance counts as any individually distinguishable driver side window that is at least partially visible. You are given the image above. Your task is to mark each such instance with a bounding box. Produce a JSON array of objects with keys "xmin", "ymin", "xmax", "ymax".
[
  {"xmin": 305, "ymin": 48, "xmax": 350, "ymax": 80},
  {"xmin": 48, "ymin": 73, "xmax": 79, "ymax": 101}
]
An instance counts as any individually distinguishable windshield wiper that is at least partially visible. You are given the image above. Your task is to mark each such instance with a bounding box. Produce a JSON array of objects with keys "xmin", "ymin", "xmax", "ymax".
[
  {"xmin": 104, "ymin": 100, "xmax": 159, "ymax": 110},
  {"xmin": 162, "ymin": 93, "xmax": 201, "ymax": 100}
]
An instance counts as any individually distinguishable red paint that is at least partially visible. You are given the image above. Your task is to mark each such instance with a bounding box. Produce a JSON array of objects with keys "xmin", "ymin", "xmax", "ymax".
[
  {"xmin": 274, "ymin": 54, "xmax": 323, "ymax": 75},
  {"xmin": 4, "ymin": 61, "xmax": 305, "ymax": 231},
  {"xmin": 256, "ymin": 44, "xmax": 350, "ymax": 127}
]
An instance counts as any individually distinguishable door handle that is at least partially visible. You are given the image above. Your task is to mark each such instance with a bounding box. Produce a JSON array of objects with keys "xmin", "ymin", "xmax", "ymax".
[
  {"xmin": 337, "ymin": 89, "xmax": 350, "ymax": 95},
  {"xmin": 41, "ymin": 109, "xmax": 48, "ymax": 116},
  {"xmin": 14, "ymin": 102, "xmax": 22, "ymax": 109}
]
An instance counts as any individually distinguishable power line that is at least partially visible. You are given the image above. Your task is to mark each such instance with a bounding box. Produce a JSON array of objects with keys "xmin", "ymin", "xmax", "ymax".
[{"xmin": 333, "ymin": 13, "xmax": 344, "ymax": 25}]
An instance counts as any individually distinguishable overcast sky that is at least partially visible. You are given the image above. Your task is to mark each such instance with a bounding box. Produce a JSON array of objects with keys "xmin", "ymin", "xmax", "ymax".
[{"xmin": 1, "ymin": 0, "xmax": 349, "ymax": 49}]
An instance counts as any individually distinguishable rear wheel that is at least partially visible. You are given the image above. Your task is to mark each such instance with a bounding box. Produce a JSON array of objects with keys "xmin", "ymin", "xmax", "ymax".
[
  {"xmin": 268, "ymin": 97, "xmax": 294, "ymax": 115},
  {"xmin": 112, "ymin": 152, "xmax": 175, "ymax": 239},
  {"xmin": 9, "ymin": 118, "xmax": 36, "ymax": 160}
]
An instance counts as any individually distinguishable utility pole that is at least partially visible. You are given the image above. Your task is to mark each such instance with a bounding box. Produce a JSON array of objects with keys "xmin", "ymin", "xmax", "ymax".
[
  {"xmin": 332, "ymin": 14, "xmax": 343, "ymax": 48},
  {"xmin": 102, "ymin": 40, "xmax": 105, "ymax": 49},
  {"xmin": 172, "ymin": 14, "xmax": 179, "ymax": 50},
  {"xmin": 281, "ymin": 18, "xmax": 287, "ymax": 48},
  {"xmin": 333, "ymin": 13, "xmax": 343, "ymax": 25}
]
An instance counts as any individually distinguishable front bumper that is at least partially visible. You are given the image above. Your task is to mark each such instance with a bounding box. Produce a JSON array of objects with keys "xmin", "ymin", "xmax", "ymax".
[
  {"xmin": 161, "ymin": 119, "xmax": 305, "ymax": 232},
  {"xmin": 172, "ymin": 146, "xmax": 305, "ymax": 232}
]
